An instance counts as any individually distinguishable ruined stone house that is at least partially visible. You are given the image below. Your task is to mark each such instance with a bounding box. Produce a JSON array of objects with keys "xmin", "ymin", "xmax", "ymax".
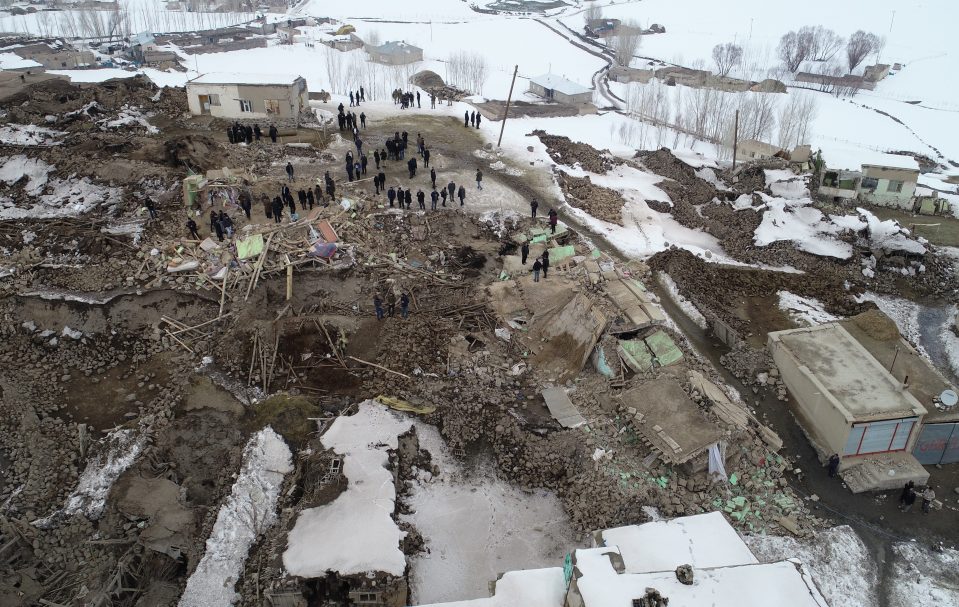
[{"xmin": 186, "ymin": 73, "xmax": 308, "ymax": 119}]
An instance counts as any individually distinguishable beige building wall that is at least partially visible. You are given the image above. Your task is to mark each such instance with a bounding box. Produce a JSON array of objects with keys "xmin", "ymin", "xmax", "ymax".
[{"xmin": 187, "ymin": 80, "xmax": 307, "ymax": 119}]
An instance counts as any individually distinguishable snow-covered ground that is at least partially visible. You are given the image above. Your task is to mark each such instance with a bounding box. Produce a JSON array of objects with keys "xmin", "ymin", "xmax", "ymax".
[
  {"xmin": 179, "ymin": 427, "xmax": 293, "ymax": 607},
  {"xmin": 777, "ymin": 291, "xmax": 839, "ymax": 327}
]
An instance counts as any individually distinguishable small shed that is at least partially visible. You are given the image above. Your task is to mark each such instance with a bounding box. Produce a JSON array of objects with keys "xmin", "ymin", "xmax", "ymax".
[
  {"xmin": 366, "ymin": 40, "xmax": 423, "ymax": 65},
  {"xmin": 527, "ymin": 73, "xmax": 592, "ymax": 105}
]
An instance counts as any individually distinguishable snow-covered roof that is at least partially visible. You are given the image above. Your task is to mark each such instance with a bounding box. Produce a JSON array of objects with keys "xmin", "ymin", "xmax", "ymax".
[
  {"xmin": 822, "ymin": 145, "xmax": 919, "ymax": 173},
  {"xmin": 414, "ymin": 568, "xmax": 566, "ymax": 607},
  {"xmin": 130, "ymin": 32, "xmax": 155, "ymax": 46},
  {"xmin": 187, "ymin": 72, "xmax": 303, "ymax": 86},
  {"xmin": 0, "ymin": 52, "xmax": 42, "ymax": 70},
  {"xmin": 529, "ymin": 73, "xmax": 592, "ymax": 95},
  {"xmin": 371, "ymin": 40, "xmax": 422, "ymax": 55},
  {"xmin": 600, "ymin": 512, "xmax": 759, "ymax": 573}
]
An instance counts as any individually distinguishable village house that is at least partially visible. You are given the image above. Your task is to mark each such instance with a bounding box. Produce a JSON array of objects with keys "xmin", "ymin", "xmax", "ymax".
[
  {"xmin": 528, "ymin": 73, "xmax": 593, "ymax": 105},
  {"xmin": 325, "ymin": 33, "xmax": 365, "ymax": 52},
  {"xmin": 819, "ymin": 152, "xmax": 920, "ymax": 209},
  {"xmin": 366, "ymin": 40, "xmax": 423, "ymax": 65},
  {"xmin": 186, "ymin": 73, "xmax": 308, "ymax": 119},
  {"xmin": 11, "ymin": 42, "xmax": 94, "ymax": 69},
  {"xmin": 0, "ymin": 52, "xmax": 43, "ymax": 73}
]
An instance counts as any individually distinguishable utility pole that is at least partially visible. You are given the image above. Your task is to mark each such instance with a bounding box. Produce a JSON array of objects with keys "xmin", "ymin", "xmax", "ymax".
[
  {"xmin": 731, "ymin": 109, "xmax": 740, "ymax": 171},
  {"xmin": 497, "ymin": 65, "xmax": 519, "ymax": 148}
]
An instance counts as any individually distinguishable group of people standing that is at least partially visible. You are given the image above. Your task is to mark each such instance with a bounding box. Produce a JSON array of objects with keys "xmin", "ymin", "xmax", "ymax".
[
  {"xmin": 464, "ymin": 110, "xmax": 482, "ymax": 129},
  {"xmin": 337, "ymin": 104, "xmax": 365, "ymax": 132},
  {"xmin": 373, "ymin": 290, "xmax": 411, "ymax": 320},
  {"xmin": 227, "ymin": 121, "xmax": 279, "ymax": 144}
]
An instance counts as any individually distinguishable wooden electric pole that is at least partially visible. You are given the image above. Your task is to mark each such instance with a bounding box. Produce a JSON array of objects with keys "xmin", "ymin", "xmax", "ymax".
[
  {"xmin": 731, "ymin": 109, "xmax": 740, "ymax": 171},
  {"xmin": 497, "ymin": 65, "xmax": 519, "ymax": 148}
]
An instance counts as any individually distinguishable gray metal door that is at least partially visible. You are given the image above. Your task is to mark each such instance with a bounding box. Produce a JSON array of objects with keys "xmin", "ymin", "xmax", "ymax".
[{"xmin": 913, "ymin": 423, "xmax": 959, "ymax": 465}]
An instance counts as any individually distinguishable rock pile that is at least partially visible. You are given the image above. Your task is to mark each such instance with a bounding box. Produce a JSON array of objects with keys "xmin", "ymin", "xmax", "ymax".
[{"xmin": 556, "ymin": 170, "xmax": 626, "ymax": 226}]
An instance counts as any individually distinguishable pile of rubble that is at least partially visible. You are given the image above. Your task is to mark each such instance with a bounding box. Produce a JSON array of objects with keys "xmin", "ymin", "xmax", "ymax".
[
  {"xmin": 556, "ymin": 170, "xmax": 625, "ymax": 225},
  {"xmin": 532, "ymin": 131, "xmax": 623, "ymax": 174}
]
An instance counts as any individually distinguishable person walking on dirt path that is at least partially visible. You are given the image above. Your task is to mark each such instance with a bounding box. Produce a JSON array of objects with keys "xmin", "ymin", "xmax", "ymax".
[
  {"xmin": 423, "ymin": 148, "xmax": 431, "ymax": 168},
  {"xmin": 354, "ymin": 161, "xmax": 362, "ymax": 180},
  {"xmin": 464, "ymin": 111, "xmax": 469, "ymax": 127},
  {"xmin": 272, "ymin": 197, "xmax": 283, "ymax": 223},
  {"xmin": 286, "ymin": 162, "xmax": 294, "ymax": 181},
  {"xmin": 374, "ymin": 294, "xmax": 384, "ymax": 320},
  {"xmin": 476, "ymin": 169, "xmax": 483, "ymax": 190},
  {"xmin": 548, "ymin": 208, "xmax": 558, "ymax": 234},
  {"xmin": 400, "ymin": 291, "xmax": 410, "ymax": 318},
  {"xmin": 355, "ymin": 90, "xmax": 361, "ymax": 106},
  {"xmin": 254, "ymin": 124, "xmax": 261, "ymax": 141},
  {"xmin": 530, "ymin": 198, "xmax": 539, "ymax": 218},
  {"xmin": 186, "ymin": 218, "xmax": 200, "ymax": 240},
  {"xmin": 269, "ymin": 124, "xmax": 278, "ymax": 143},
  {"xmin": 827, "ymin": 453, "xmax": 840, "ymax": 477},
  {"xmin": 521, "ymin": 241, "xmax": 529, "ymax": 264},
  {"xmin": 374, "ymin": 150, "xmax": 381, "ymax": 170},
  {"xmin": 314, "ymin": 184, "xmax": 324, "ymax": 206},
  {"xmin": 408, "ymin": 157, "xmax": 417, "ymax": 179},
  {"xmin": 475, "ymin": 112, "xmax": 481, "ymax": 129},
  {"xmin": 532, "ymin": 258, "xmax": 542, "ymax": 282},
  {"xmin": 388, "ymin": 186, "xmax": 396, "ymax": 207},
  {"xmin": 440, "ymin": 187, "xmax": 448, "ymax": 206},
  {"xmin": 899, "ymin": 481, "xmax": 916, "ymax": 511},
  {"xmin": 397, "ymin": 187, "xmax": 404, "ymax": 208},
  {"xmin": 921, "ymin": 486, "xmax": 936, "ymax": 514},
  {"xmin": 297, "ymin": 190, "xmax": 307, "ymax": 210},
  {"xmin": 541, "ymin": 250, "xmax": 550, "ymax": 279},
  {"xmin": 416, "ymin": 91, "xmax": 421, "ymax": 108},
  {"xmin": 361, "ymin": 153, "xmax": 368, "ymax": 175},
  {"xmin": 404, "ymin": 188, "xmax": 412, "ymax": 209},
  {"xmin": 457, "ymin": 184, "xmax": 466, "ymax": 206},
  {"xmin": 447, "ymin": 181, "xmax": 456, "ymax": 201},
  {"xmin": 430, "ymin": 189, "xmax": 439, "ymax": 210},
  {"xmin": 360, "ymin": 112, "xmax": 366, "ymax": 129},
  {"xmin": 417, "ymin": 189, "xmax": 426, "ymax": 210},
  {"xmin": 430, "ymin": 167, "xmax": 436, "ymax": 189},
  {"xmin": 346, "ymin": 159, "xmax": 355, "ymax": 182},
  {"xmin": 306, "ymin": 189, "xmax": 315, "ymax": 210},
  {"xmin": 263, "ymin": 195, "xmax": 272, "ymax": 219}
]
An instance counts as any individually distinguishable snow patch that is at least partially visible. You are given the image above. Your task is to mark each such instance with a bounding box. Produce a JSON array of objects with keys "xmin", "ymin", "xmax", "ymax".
[
  {"xmin": 99, "ymin": 105, "xmax": 159, "ymax": 134},
  {"xmin": 777, "ymin": 291, "xmax": 839, "ymax": 327},
  {"xmin": 0, "ymin": 155, "xmax": 53, "ymax": 195},
  {"xmin": 0, "ymin": 123, "xmax": 65, "ymax": 146},
  {"xmin": 658, "ymin": 272, "xmax": 707, "ymax": 329},
  {"xmin": 889, "ymin": 542, "xmax": 959, "ymax": 607},
  {"xmin": 855, "ymin": 293, "xmax": 929, "ymax": 358},
  {"xmin": 179, "ymin": 427, "xmax": 293, "ymax": 607}
]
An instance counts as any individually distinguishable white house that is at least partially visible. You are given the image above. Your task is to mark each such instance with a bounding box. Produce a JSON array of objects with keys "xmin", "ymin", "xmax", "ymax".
[{"xmin": 186, "ymin": 73, "xmax": 308, "ymax": 119}]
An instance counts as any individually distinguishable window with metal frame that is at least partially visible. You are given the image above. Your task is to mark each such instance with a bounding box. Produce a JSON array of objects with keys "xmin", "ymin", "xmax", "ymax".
[{"xmin": 239, "ymin": 99, "xmax": 253, "ymax": 112}]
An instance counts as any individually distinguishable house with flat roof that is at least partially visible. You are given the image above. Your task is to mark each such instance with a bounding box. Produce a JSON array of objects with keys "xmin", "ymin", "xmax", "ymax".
[
  {"xmin": 186, "ymin": 73, "xmax": 308, "ymax": 119},
  {"xmin": 768, "ymin": 321, "xmax": 931, "ymax": 490},
  {"xmin": 528, "ymin": 74, "xmax": 593, "ymax": 105},
  {"xmin": 819, "ymin": 150, "xmax": 920, "ymax": 209},
  {"xmin": 366, "ymin": 40, "xmax": 422, "ymax": 65}
]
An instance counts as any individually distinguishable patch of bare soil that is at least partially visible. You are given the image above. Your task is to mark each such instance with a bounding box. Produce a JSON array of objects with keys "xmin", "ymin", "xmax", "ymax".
[
  {"xmin": 556, "ymin": 170, "xmax": 625, "ymax": 225},
  {"xmin": 531, "ymin": 130, "xmax": 623, "ymax": 174}
]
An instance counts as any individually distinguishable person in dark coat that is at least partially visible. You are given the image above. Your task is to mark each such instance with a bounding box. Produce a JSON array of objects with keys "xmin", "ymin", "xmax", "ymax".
[
  {"xmin": 430, "ymin": 167, "xmax": 436, "ymax": 189},
  {"xmin": 530, "ymin": 198, "xmax": 539, "ymax": 218},
  {"xmin": 245, "ymin": 125, "xmax": 253, "ymax": 144},
  {"xmin": 475, "ymin": 169, "xmax": 483, "ymax": 190},
  {"xmin": 349, "ymin": 91, "xmax": 355, "ymax": 106},
  {"xmin": 440, "ymin": 187, "xmax": 448, "ymax": 206},
  {"xmin": 186, "ymin": 218, "xmax": 200, "ymax": 240},
  {"xmin": 287, "ymin": 194, "xmax": 296, "ymax": 214},
  {"xmin": 417, "ymin": 189, "xmax": 425, "ymax": 210},
  {"xmin": 469, "ymin": 111, "xmax": 475, "ymax": 127},
  {"xmin": 404, "ymin": 188, "xmax": 412, "ymax": 209},
  {"xmin": 239, "ymin": 193, "xmax": 251, "ymax": 219},
  {"xmin": 346, "ymin": 160, "xmax": 354, "ymax": 182},
  {"xmin": 209, "ymin": 209, "xmax": 218, "ymax": 233},
  {"xmin": 457, "ymin": 185, "xmax": 466, "ymax": 206},
  {"xmin": 423, "ymin": 148, "xmax": 430, "ymax": 168},
  {"xmin": 447, "ymin": 181, "xmax": 456, "ymax": 201},
  {"xmin": 360, "ymin": 112, "xmax": 366, "ymax": 128},
  {"xmin": 374, "ymin": 150, "xmax": 381, "ymax": 169},
  {"xmin": 387, "ymin": 187, "xmax": 396, "ymax": 207},
  {"xmin": 286, "ymin": 162, "xmax": 294, "ymax": 180},
  {"xmin": 475, "ymin": 113, "xmax": 481, "ymax": 128},
  {"xmin": 263, "ymin": 195, "xmax": 272, "ymax": 219},
  {"xmin": 360, "ymin": 86, "xmax": 365, "ymax": 101},
  {"xmin": 416, "ymin": 91, "xmax": 421, "ymax": 108},
  {"xmin": 218, "ymin": 211, "xmax": 234, "ymax": 237},
  {"xmin": 213, "ymin": 214, "xmax": 224, "ymax": 241},
  {"xmin": 271, "ymin": 197, "xmax": 283, "ymax": 223},
  {"xmin": 145, "ymin": 198, "xmax": 158, "ymax": 219},
  {"xmin": 297, "ymin": 190, "xmax": 307, "ymax": 209},
  {"xmin": 532, "ymin": 258, "xmax": 542, "ymax": 282},
  {"xmin": 464, "ymin": 111, "xmax": 469, "ymax": 127},
  {"xmin": 306, "ymin": 189, "xmax": 315, "ymax": 209},
  {"xmin": 314, "ymin": 184, "xmax": 324, "ymax": 205},
  {"xmin": 407, "ymin": 157, "xmax": 417, "ymax": 178},
  {"xmin": 254, "ymin": 124, "xmax": 261, "ymax": 141},
  {"xmin": 899, "ymin": 481, "xmax": 916, "ymax": 511},
  {"xmin": 227, "ymin": 128, "xmax": 235, "ymax": 144},
  {"xmin": 548, "ymin": 208, "xmax": 558, "ymax": 234},
  {"xmin": 827, "ymin": 453, "xmax": 840, "ymax": 477},
  {"xmin": 541, "ymin": 250, "xmax": 550, "ymax": 279},
  {"xmin": 269, "ymin": 124, "xmax": 278, "ymax": 143},
  {"xmin": 361, "ymin": 154, "xmax": 368, "ymax": 175},
  {"xmin": 521, "ymin": 241, "xmax": 529, "ymax": 264},
  {"xmin": 400, "ymin": 292, "xmax": 410, "ymax": 318},
  {"xmin": 430, "ymin": 189, "xmax": 439, "ymax": 210},
  {"xmin": 373, "ymin": 294, "xmax": 384, "ymax": 320}
]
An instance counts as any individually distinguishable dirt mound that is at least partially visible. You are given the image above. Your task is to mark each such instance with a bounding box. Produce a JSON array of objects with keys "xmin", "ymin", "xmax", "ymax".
[
  {"xmin": 412, "ymin": 70, "xmax": 446, "ymax": 89},
  {"xmin": 531, "ymin": 131, "xmax": 623, "ymax": 174},
  {"xmin": 848, "ymin": 309, "xmax": 900, "ymax": 341},
  {"xmin": 556, "ymin": 170, "xmax": 625, "ymax": 225},
  {"xmin": 165, "ymin": 135, "xmax": 225, "ymax": 172}
]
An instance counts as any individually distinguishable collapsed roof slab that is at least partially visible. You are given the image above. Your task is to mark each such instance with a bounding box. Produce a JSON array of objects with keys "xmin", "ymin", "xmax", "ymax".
[{"xmin": 619, "ymin": 377, "xmax": 723, "ymax": 464}]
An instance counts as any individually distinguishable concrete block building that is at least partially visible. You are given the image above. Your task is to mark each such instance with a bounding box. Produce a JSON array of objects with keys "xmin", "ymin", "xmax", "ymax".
[
  {"xmin": 366, "ymin": 40, "xmax": 423, "ymax": 65},
  {"xmin": 186, "ymin": 73, "xmax": 308, "ymax": 119},
  {"xmin": 528, "ymin": 73, "xmax": 593, "ymax": 105}
]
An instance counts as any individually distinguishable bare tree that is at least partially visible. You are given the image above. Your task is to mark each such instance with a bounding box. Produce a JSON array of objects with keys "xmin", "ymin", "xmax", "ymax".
[
  {"xmin": 712, "ymin": 42, "xmax": 743, "ymax": 77},
  {"xmin": 611, "ymin": 19, "xmax": 641, "ymax": 67},
  {"xmin": 808, "ymin": 26, "xmax": 843, "ymax": 62},
  {"xmin": 365, "ymin": 28, "xmax": 381, "ymax": 47},
  {"xmin": 776, "ymin": 91, "xmax": 817, "ymax": 148},
  {"xmin": 323, "ymin": 45, "xmax": 344, "ymax": 94},
  {"xmin": 446, "ymin": 51, "xmax": 488, "ymax": 94},
  {"xmin": 584, "ymin": 1, "xmax": 601, "ymax": 24},
  {"xmin": 847, "ymin": 30, "xmax": 879, "ymax": 71},
  {"xmin": 777, "ymin": 30, "xmax": 812, "ymax": 73}
]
